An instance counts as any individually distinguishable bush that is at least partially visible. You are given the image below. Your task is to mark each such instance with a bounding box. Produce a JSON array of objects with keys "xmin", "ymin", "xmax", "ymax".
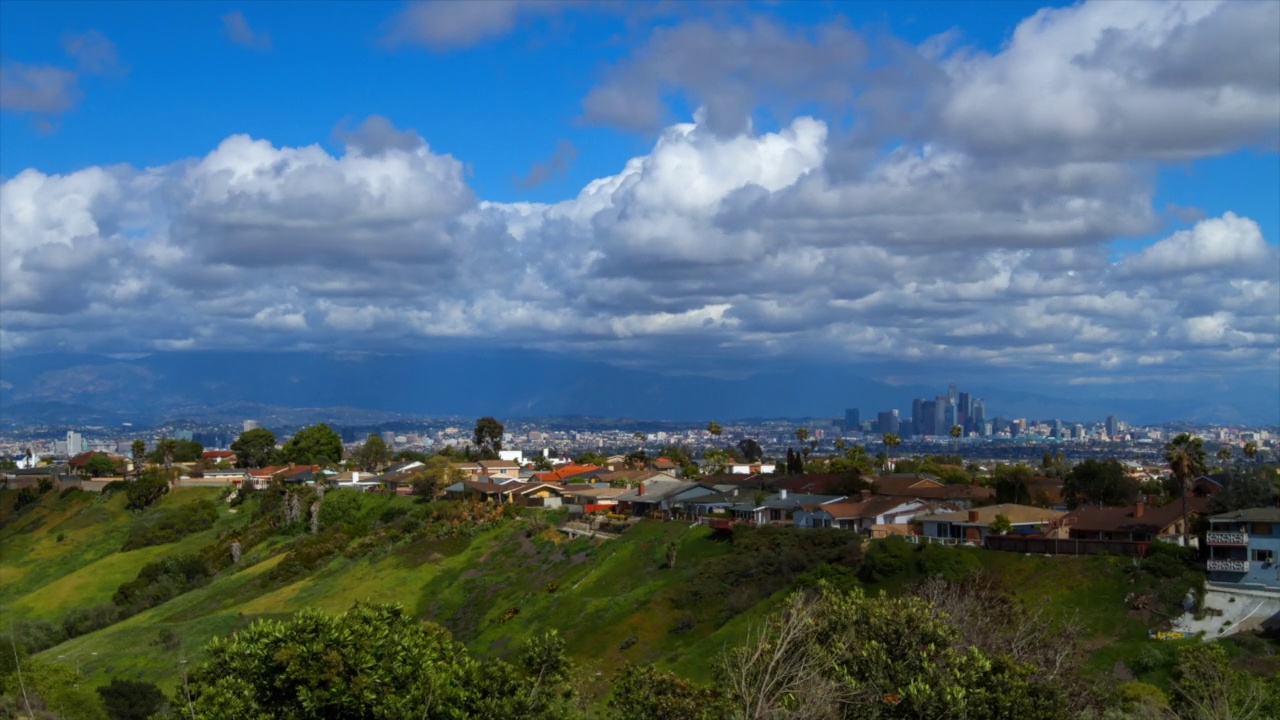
[
  {"xmin": 113, "ymin": 554, "xmax": 212, "ymax": 611},
  {"xmin": 37, "ymin": 477, "xmax": 54, "ymax": 493},
  {"xmin": 1129, "ymin": 644, "xmax": 1168, "ymax": 676},
  {"xmin": 61, "ymin": 603, "xmax": 121, "ymax": 639},
  {"xmin": 11, "ymin": 486, "xmax": 40, "ymax": 511},
  {"xmin": 121, "ymin": 499, "xmax": 219, "ymax": 550},
  {"xmin": 125, "ymin": 472, "xmax": 169, "ymax": 510},
  {"xmin": 97, "ymin": 678, "xmax": 168, "ymax": 720}
]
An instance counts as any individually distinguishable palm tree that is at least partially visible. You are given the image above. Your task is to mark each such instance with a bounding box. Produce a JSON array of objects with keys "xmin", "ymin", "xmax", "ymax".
[
  {"xmin": 795, "ymin": 428, "xmax": 809, "ymax": 444},
  {"xmin": 883, "ymin": 433, "xmax": 901, "ymax": 473},
  {"xmin": 706, "ymin": 421, "xmax": 722, "ymax": 438},
  {"xmin": 834, "ymin": 438, "xmax": 846, "ymax": 452},
  {"xmin": 131, "ymin": 439, "xmax": 146, "ymax": 479},
  {"xmin": 1216, "ymin": 446, "xmax": 1232, "ymax": 466},
  {"xmin": 1164, "ymin": 433, "xmax": 1207, "ymax": 548},
  {"xmin": 1243, "ymin": 441, "xmax": 1258, "ymax": 463},
  {"xmin": 949, "ymin": 425, "xmax": 962, "ymax": 456},
  {"xmin": 159, "ymin": 438, "xmax": 178, "ymax": 480}
]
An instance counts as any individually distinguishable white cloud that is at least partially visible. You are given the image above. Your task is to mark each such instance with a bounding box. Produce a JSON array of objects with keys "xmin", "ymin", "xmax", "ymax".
[
  {"xmin": 1119, "ymin": 212, "xmax": 1274, "ymax": 277},
  {"xmin": 222, "ymin": 11, "xmax": 273, "ymax": 51}
]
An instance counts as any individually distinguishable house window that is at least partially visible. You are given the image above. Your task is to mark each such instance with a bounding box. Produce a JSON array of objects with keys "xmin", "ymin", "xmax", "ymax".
[
  {"xmin": 1252, "ymin": 522, "xmax": 1272, "ymax": 536},
  {"xmin": 1252, "ymin": 549, "xmax": 1274, "ymax": 564}
]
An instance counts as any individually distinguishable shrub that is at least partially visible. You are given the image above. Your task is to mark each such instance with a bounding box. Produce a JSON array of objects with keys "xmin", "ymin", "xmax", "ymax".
[
  {"xmin": 61, "ymin": 603, "xmax": 121, "ymax": 639},
  {"xmin": 121, "ymin": 499, "xmax": 219, "ymax": 550},
  {"xmin": 125, "ymin": 472, "xmax": 169, "ymax": 510},
  {"xmin": 113, "ymin": 554, "xmax": 212, "ymax": 611},
  {"xmin": 97, "ymin": 678, "xmax": 168, "ymax": 720},
  {"xmin": 11, "ymin": 487, "xmax": 40, "ymax": 512},
  {"xmin": 37, "ymin": 477, "xmax": 54, "ymax": 493}
]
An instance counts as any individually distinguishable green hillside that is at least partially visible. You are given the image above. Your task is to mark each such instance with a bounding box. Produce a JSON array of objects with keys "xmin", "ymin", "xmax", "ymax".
[{"xmin": 2, "ymin": 485, "xmax": 1271, "ymax": 717}]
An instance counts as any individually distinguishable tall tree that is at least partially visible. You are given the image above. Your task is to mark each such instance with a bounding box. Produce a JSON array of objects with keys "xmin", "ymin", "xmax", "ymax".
[
  {"xmin": 281, "ymin": 424, "xmax": 344, "ymax": 466},
  {"xmin": 949, "ymin": 424, "xmax": 962, "ymax": 455},
  {"xmin": 1165, "ymin": 433, "xmax": 1207, "ymax": 547},
  {"xmin": 230, "ymin": 428, "xmax": 278, "ymax": 468},
  {"xmin": 1243, "ymin": 441, "xmax": 1259, "ymax": 463},
  {"xmin": 473, "ymin": 417, "xmax": 505, "ymax": 459},
  {"xmin": 130, "ymin": 439, "xmax": 146, "ymax": 478},
  {"xmin": 1063, "ymin": 458, "xmax": 1138, "ymax": 508},
  {"xmin": 736, "ymin": 438, "xmax": 763, "ymax": 463},
  {"xmin": 795, "ymin": 427, "xmax": 809, "ymax": 444},
  {"xmin": 706, "ymin": 420, "xmax": 722, "ymax": 438},
  {"xmin": 83, "ymin": 453, "xmax": 117, "ymax": 478},
  {"xmin": 883, "ymin": 433, "xmax": 901, "ymax": 472},
  {"xmin": 351, "ymin": 434, "xmax": 390, "ymax": 471}
]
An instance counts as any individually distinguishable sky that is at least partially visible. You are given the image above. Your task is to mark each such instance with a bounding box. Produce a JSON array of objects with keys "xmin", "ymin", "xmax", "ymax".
[{"xmin": 1, "ymin": 0, "xmax": 1278, "ymax": 420}]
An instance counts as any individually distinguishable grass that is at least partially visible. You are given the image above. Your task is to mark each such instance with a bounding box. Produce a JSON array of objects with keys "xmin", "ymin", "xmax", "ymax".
[{"xmin": 13, "ymin": 495, "xmax": 1207, "ymax": 706}]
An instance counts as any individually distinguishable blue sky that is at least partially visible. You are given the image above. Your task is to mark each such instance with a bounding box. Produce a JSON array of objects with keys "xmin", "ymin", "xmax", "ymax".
[{"xmin": 2, "ymin": 0, "xmax": 1278, "ymax": 421}]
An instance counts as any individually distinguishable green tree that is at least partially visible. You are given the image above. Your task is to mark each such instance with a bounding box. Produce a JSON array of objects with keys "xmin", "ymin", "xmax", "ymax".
[
  {"xmin": 950, "ymin": 424, "xmax": 962, "ymax": 455},
  {"xmin": 84, "ymin": 453, "xmax": 118, "ymax": 478},
  {"xmin": 736, "ymin": 438, "xmax": 763, "ymax": 463},
  {"xmin": 230, "ymin": 428, "xmax": 278, "ymax": 468},
  {"xmin": 706, "ymin": 420, "xmax": 723, "ymax": 437},
  {"xmin": 575, "ymin": 451, "xmax": 609, "ymax": 466},
  {"xmin": 473, "ymin": 417, "xmax": 505, "ymax": 459},
  {"xmin": 125, "ymin": 471, "xmax": 169, "ymax": 510},
  {"xmin": 609, "ymin": 664, "xmax": 726, "ymax": 720},
  {"xmin": 532, "ymin": 455, "xmax": 554, "ymax": 471},
  {"xmin": 350, "ymin": 433, "xmax": 390, "ymax": 471},
  {"xmin": 97, "ymin": 678, "xmax": 168, "ymax": 720},
  {"xmin": 989, "ymin": 513, "xmax": 1013, "ymax": 535},
  {"xmin": 281, "ymin": 424, "xmax": 343, "ymax": 466},
  {"xmin": 1217, "ymin": 446, "xmax": 1233, "ymax": 466},
  {"xmin": 1165, "ymin": 433, "xmax": 1207, "ymax": 547},
  {"xmin": 991, "ymin": 464, "xmax": 1035, "ymax": 505},
  {"xmin": 795, "ymin": 427, "xmax": 809, "ymax": 444},
  {"xmin": 1243, "ymin": 441, "xmax": 1258, "ymax": 462},
  {"xmin": 1063, "ymin": 458, "xmax": 1138, "ymax": 508},
  {"xmin": 1208, "ymin": 465, "xmax": 1280, "ymax": 513},
  {"xmin": 410, "ymin": 456, "xmax": 465, "ymax": 499},
  {"xmin": 130, "ymin": 439, "xmax": 146, "ymax": 478}
]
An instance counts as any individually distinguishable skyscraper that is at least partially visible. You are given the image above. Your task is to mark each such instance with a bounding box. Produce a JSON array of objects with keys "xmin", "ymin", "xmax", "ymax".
[
  {"xmin": 244, "ymin": 420, "xmax": 260, "ymax": 433},
  {"xmin": 1105, "ymin": 415, "xmax": 1119, "ymax": 438},
  {"xmin": 877, "ymin": 410, "xmax": 900, "ymax": 435},
  {"xmin": 911, "ymin": 398, "xmax": 926, "ymax": 437},
  {"xmin": 844, "ymin": 408, "xmax": 860, "ymax": 432}
]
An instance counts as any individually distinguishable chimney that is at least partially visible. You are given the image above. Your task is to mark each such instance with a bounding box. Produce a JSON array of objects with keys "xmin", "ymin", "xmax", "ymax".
[
  {"xmin": 1134, "ymin": 501, "xmax": 1144, "ymax": 518},
  {"xmin": 968, "ymin": 510, "xmax": 979, "ymax": 523},
  {"xmin": 352, "ymin": 471, "xmax": 360, "ymax": 482},
  {"xmin": 780, "ymin": 489, "xmax": 788, "ymax": 500},
  {"xmin": 733, "ymin": 488, "xmax": 739, "ymax": 497},
  {"xmin": 638, "ymin": 481, "xmax": 645, "ymax": 496}
]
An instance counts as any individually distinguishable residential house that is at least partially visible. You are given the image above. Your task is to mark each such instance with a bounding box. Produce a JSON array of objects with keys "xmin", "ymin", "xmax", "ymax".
[
  {"xmin": 1206, "ymin": 508, "xmax": 1280, "ymax": 591},
  {"xmin": 730, "ymin": 490, "xmax": 846, "ymax": 525},
  {"xmin": 562, "ymin": 486, "xmax": 628, "ymax": 512},
  {"xmin": 592, "ymin": 469, "xmax": 678, "ymax": 487},
  {"xmin": 512, "ymin": 483, "xmax": 568, "ymax": 508},
  {"xmin": 1058, "ymin": 498, "xmax": 1207, "ymax": 546},
  {"xmin": 614, "ymin": 480, "xmax": 716, "ymax": 517},
  {"xmin": 652, "ymin": 457, "xmax": 682, "ymax": 475},
  {"xmin": 531, "ymin": 464, "xmax": 602, "ymax": 483},
  {"xmin": 728, "ymin": 461, "xmax": 778, "ymax": 475},
  {"xmin": 917, "ymin": 504, "xmax": 1065, "ymax": 544},
  {"xmin": 796, "ymin": 493, "xmax": 951, "ymax": 532},
  {"xmin": 201, "ymin": 450, "xmax": 238, "ymax": 465},
  {"xmin": 873, "ymin": 474, "xmax": 994, "ymax": 508},
  {"xmin": 245, "ymin": 466, "xmax": 292, "ymax": 489},
  {"xmin": 444, "ymin": 477, "xmax": 524, "ymax": 503}
]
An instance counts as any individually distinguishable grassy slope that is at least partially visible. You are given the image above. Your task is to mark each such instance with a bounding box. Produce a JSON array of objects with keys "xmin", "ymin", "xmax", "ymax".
[
  {"xmin": 1, "ymin": 488, "xmax": 239, "ymax": 619},
  {"xmin": 8, "ymin": 492, "xmax": 1164, "ymax": 697}
]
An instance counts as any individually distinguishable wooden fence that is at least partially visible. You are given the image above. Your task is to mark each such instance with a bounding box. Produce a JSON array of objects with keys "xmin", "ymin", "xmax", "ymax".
[{"xmin": 984, "ymin": 535, "xmax": 1151, "ymax": 558}]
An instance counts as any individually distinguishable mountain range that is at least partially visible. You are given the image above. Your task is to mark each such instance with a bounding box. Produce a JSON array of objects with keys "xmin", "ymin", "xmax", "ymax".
[{"xmin": 0, "ymin": 351, "xmax": 1275, "ymax": 427}]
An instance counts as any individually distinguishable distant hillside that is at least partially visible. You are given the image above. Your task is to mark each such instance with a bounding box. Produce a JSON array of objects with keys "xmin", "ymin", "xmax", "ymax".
[{"xmin": 3, "ymin": 350, "xmax": 1274, "ymax": 426}]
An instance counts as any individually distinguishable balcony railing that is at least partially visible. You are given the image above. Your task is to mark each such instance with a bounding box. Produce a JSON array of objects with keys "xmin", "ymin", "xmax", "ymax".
[
  {"xmin": 1206, "ymin": 531, "xmax": 1248, "ymax": 545},
  {"xmin": 1207, "ymin": 558, "xmax": 1250, "ymax": 573}
]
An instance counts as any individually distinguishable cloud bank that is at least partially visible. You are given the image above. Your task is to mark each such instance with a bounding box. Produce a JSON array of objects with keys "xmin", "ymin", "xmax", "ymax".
[{"xmin": 2, "ymin": 0, "xmax": 1277, "ymax": 397}]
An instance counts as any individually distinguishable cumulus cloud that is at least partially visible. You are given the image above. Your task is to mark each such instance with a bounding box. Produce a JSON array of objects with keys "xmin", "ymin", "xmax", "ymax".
[
  {"xmin": 222, "ymin": 11, "xmax": 273, "ymax": 51},
  {"xmin": 2, "ymin": 0, "xmax": 1277, "ymax": 393},
  {"xmin": 384, "ymin": 0, "xmax": 566, "ymax": 50},
  {"xmin": 2, "ymin": 111, "xmax": 1275, "ymax": 385},
  {"xmin": 516, "ymin": 140, "xmax": 577, "ymax": 189},
  {"xmin": 0, "ymin": 63, "xmax": 80, "ymax": 114},
  {"xmin": 1, "ymin": 29, "xmax": 125, "ymax": 120}
]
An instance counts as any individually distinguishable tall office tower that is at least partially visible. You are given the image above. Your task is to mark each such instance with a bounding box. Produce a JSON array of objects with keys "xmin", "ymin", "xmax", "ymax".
[
  {"xmin": 934, "ymin": 397, "xmax": 949, "ymax": 435},
  {"xmin": 244, "ymin": 420, "xmax": 261, "ymax": 433},
  {"xmin": 1105, "ymin": 415, "xmax": 1119, "ymax": 438},
  {"xmin": 911, "ymin": 398, "xmax": 926, "ymax": 437},
  {"xmin": 918, "ymin": 400, "xmax": 937, "ymax": 436},
  {"xmin": 65, "ymin": 430, "xmax": 83, "ymax": 455},
  {"xmin": 844, "ymin": 408, "xmax": 860, "ymax": 431},
  {"xmin": 948, "ymin": 383, "xmax": 958, "ymax": 405},
  {"xmin": 972, "ymin": 399, "xmax": 986, "ymax": 425},
  {"xmin": 958, "ymin": 392, "xmax": 972, "ymax": 428},
  {"xmin": 877, "ymin": 410, "xmax": 900, "ymax": 435},
  {"xmin": 944, "ymin": 400, "xmax": 959, "ymax": 430}
]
